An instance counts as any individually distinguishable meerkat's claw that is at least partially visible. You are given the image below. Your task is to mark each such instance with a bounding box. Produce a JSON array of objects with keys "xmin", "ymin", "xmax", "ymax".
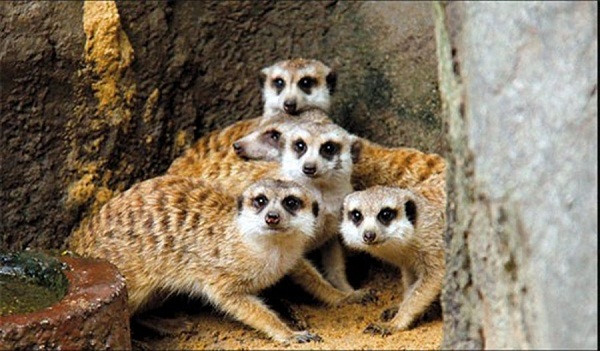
[
  {"xmin": 292, "ymin": 330, "xmax": 323, "ymax": 343},
  {"xmin": 364, "ymin": 322, "xmax": 393, "ymax": 337},
  {"xmin": 380, "ymin": 306, "xmax": 399, "ymax": 322}
]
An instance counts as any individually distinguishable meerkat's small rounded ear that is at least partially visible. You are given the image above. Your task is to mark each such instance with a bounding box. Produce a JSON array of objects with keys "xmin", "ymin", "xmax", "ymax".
[
  {"xmin": 351, "ymin": 139, "xmax": 362, "ymax": 163},
  {"xmin": 405, "ymin": 199, "xmax": 417, "ymax": 226},
  {"xmin": 237, "ymin": 195, "xmax": 244, "ymax": 213},
  {"xmin": 326, "ymin": 70, "xmax": 337, "ymax": 95},
  {"xmin": 312, "ymin": 201, "xmax": 320, "ymax": 218},
  {"xmin": 258, "ymin": 71, "xmax": 267, "ymax": 88}
]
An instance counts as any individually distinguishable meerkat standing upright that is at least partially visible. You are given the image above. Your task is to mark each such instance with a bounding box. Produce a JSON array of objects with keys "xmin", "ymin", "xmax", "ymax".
[
  {"xmin": 340, "ymin": 186, "xmax": 445, "ymax": 334},
  {"xmin": 70, "ymin": 176, "xmax": 327, "ymax": 344},
  {"xmin": 167, "ymin": 58, "xmax": 335, "ymax": 173}
]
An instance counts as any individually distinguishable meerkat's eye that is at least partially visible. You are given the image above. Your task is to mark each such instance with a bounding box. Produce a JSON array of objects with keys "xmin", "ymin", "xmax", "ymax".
[
  {"xmin": 298, "ymin": 76, "xmax": 316, "ymax": 93},
  {"xmin": 253, "ymin": 195, "xmax": 268, "ymax": 209},
  {"xmin": 377, "ymin": 207, "xmax": 397, "ymax": 225},
  {"xmin": 268, "ymin": 130, "xmax": 280, "ymax": 141},
  {"xmin": 349, "ymin": 210, "xmax": 363, "ymax": 225},
  {"xmin": 319, "ymin": 141, "xmax": 340, "ymax": 159},
  {"xmin": 273, "ymin": 78, "xmax": 285, "ymax": 89},
  {"xmin": 262, "ymin": 129, "xmax": 281, "ymax": 147},
  {"xmin": 293, "ymin": 139, "xmax": 307, "ymax": 155},
  {"xmin": 282, "ymin": 196, "xmax": 303, "ymax": 213}
]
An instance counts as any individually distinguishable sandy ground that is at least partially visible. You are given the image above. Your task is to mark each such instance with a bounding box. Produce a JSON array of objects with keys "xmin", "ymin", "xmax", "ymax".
[{"xmin": 132, "ymin": 254, "xmax": 442, "ymax": 350}]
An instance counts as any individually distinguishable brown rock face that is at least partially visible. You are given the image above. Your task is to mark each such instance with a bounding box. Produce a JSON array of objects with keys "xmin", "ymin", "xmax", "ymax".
[{"xmin": 0, "ymin": 1, "xmax": 443, "ymax": 251}]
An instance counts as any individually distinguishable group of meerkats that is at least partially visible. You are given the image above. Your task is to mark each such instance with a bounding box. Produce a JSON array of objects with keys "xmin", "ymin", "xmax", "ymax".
[{"xmin": 69, "ymin": 58, "xmax": 447, "ymax": 344}]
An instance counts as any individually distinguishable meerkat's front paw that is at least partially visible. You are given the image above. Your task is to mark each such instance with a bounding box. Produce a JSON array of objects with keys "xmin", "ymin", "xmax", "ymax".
[
  {"xmin": 363, "ymin": 322, "xmax": 394, "ymax": 337},
  {"xmin": 380, "ymin": 306, "xmax": 399, "ymax": 322},
  {"xmin": 285, "ymin": 305, "xmax": 310, "ymax": 331},
  {"xmin": 290, "ymin": 330, "xmax": 323, "ymax": 344}
]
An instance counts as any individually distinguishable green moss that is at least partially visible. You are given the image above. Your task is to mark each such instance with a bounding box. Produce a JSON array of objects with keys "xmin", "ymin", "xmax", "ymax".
[{"xmin": 0, "ymin": 251, "xmax": 69, "ymax": 316}]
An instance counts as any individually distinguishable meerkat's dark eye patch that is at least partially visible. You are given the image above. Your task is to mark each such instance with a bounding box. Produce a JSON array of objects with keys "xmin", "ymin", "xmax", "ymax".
[
  {"xmin": 351, "ymin": 140, "xmax": 362, "ymax": 164},
  {"xmin": 237, "ymin": 195, "xmax": 244, "ymax": 213},
  {"xmin": 377, "ymin": 207, "xmax": 397, "ymax": 225},
  {"xmin": 349, "ymin": 209, "xmax": 363, "ymax": 225},
  {"xmin": 262, "ymin": 129, "xmax": 281, "ymax": 147},
  {"xmin": 282, "ymin": 195, "xmax": 303, "ymax": 214},
  {"xmin": 326, "ymin": 71, "xmax": 337, "ymax": 94},
  {"xmin": 298, "ymin": 76, "xmax": 317, "ymax": 94},
  {"xmin": 404, "ymin": 200, "xmax": 417, "ymax": 226},
  {"xmin": 312, "ymin": 201, "xmax": 319, "ymax": 217},
  {"xmin": 253, "ymin": 195, "xmax": 268, "ymax": 210},
  {"xmin": 272, "ymin": 78, "xmax": 285, "ymax": 94},
  {"xmin": 293, "ymin": 139, "xmax": 307, "ymax": 157},
  {"xmin": 258, "ymin": 71, "xmax": 267, "ymax": 88},
  {"xmin": 319, "ymin": 141, "xmax": 340, "ymax": 160}
]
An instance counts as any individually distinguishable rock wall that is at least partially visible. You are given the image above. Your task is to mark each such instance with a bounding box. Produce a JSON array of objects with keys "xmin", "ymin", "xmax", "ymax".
[
  {"xmin": 0, "ymin": 1, "xmax": 442, "ymax": 250},
  {"xmin": 435, "ymin": 2, "xmax": 597, "ymax": 349}
]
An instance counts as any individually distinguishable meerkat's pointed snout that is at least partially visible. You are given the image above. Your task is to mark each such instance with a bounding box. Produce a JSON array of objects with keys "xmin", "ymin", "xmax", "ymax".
[
  {"xmin": 265, "ymin": 211, "xmax": 281, "ymax": 226},
  {"xmin": 302, "ymin": 163, "xmax": 317, "ymax": 176},
  {"xmin": 362, "ymin": 230, "xmax": 377, "ymax": 244},
  {"xmin": 232, "ymin": 141, "xmax": 248, "ymax": 159},
  {"xmin": 284, "ymin": 99, "xmax": 297, "ymax": 114},
  {"xmin": 232, "ymin": 141, "xmax": 242, "ymax": 153}
]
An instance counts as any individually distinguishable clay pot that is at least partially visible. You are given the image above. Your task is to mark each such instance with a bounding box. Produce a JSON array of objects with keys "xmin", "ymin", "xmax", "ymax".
[{"xmin": 0, "ymin": 252, "xmax": 131, "ymax": 349}]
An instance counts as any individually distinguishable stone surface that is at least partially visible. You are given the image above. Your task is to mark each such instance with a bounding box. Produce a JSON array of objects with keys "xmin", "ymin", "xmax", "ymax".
[
  {"xmin": 0, "ymin": 255, "xmax": 130, "ymax": 349},
  {"xmin": 436, "ymin": 2, "xmax": 597, "ymax": 349},
  {"xmin": 0, "ymin": 1, "xmax": 443, "ymax": 251}
]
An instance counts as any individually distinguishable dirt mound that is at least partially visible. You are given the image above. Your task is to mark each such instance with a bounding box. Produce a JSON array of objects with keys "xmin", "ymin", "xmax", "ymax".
[{"xmin": 132, "ymin": 257, "xmax": 442, "ymax": 350}]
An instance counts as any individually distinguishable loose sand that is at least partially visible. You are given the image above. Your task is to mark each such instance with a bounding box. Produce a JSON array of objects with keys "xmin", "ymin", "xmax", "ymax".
[{"xmin": 132, "ymin": 254, "xmax": 442, "ymax": 350}]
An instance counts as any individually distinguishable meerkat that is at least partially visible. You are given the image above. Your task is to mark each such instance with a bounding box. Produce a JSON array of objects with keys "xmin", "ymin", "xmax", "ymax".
[
  {"xmin": 260, "ymin": 58, "xmax": 336, "ymax": 117},
  {"xmin": 340, "ymin": 186, "xmax": 445, "ymax": 335},
  {"xmin": 231, "ymin": 122, "xmax": 447, "ymax": 206},
  {"xmin": 232, "ymin": 109, "xmax": 332, "ymax": 161},
  {"xmin": 168, "ymin": 121, "xmax": 363, "ymax": 294},
  {"xmin": 70, "ymin": 176, "xmax": 329, "ymax": 344},
  {"xmin": 168, "ymin": 109, "xmax": 331, "ymax": 176},
  {"xmin": 168, "ymin": 58, "xmax": 335, "ymax": 174}
]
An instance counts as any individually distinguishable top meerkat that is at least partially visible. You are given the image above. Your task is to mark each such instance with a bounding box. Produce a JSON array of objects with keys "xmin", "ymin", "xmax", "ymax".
[
  {"xmin": 166, "ymin": 59, "xmax": 336, "ymax": 170},
  {"xmin": 260, "ymin": 58, "xmax": 336, "ymax": 117}
]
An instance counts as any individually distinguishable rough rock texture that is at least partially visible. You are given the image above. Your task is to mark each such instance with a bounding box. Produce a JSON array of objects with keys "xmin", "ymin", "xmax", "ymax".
[
  {"xmin": 435, "ymin": 2, "xmax": 598, "ymax": 349},
  {"xmin": 0, "ymin": 1, "xmax": 443, "ymax": 251},
  {"xmin": 0, "ymin": 255, "xmax": 130, "ymax": 349}
]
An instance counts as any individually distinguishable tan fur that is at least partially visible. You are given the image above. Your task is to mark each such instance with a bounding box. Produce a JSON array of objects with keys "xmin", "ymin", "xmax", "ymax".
[
  {"xmin": 167, "ymin": 118, "xmax": 259, "ymax": 176},
  {"xmin": 70, "ymin": 176, "xmax": 327, "ymax": 344},
  {"xmin": 340, "ymin": 186, "xmax": 445, "ymax": 333},
  {"xmin": 167, "ymin": 110, "xmax": 331, "ymax": 176},
  {"xmin": 353, "ymin": 138, "xmax": 447, "ymax": 206}
]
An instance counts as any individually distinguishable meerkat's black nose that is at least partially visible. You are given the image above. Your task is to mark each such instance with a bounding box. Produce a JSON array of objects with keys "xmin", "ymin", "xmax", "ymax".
[
  {"xmin": 265, "ymin": 212, "xmax": 280, "ymax": 226},
  {"xmin": 363, "ymin": 231, "xmax": 377, "ymax": 244},
  {"xmin": 302, "ymin": 164, "xmax": 317, "ymax": 176},
  {"xmin": 233, "ymin": 142, "xmax": 243, "ymax": 154},
  {"xmin": 283, "ymin": 100, "xmax": 297, "ymax": 114}
]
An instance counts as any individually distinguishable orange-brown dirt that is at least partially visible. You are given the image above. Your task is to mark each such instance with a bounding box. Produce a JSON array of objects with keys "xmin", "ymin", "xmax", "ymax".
[{"xmin": 132, "ymin": 256, "xmax": 442, "ymax": 350}]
